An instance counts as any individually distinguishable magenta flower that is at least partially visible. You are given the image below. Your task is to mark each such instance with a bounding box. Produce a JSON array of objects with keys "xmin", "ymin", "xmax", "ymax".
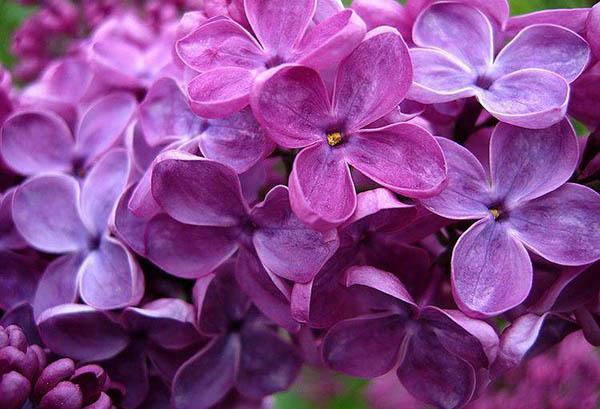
[
  {"xmin": 252, "ymin": 28, "xmax": 447, "ymax": 229},
  {"xmin": 322, "ymin": 267, "xmax": 498, "ymax": 409},
  {"xmin": 176, "ymin": 0, "xmax": 366, "ymax": 118},
  {"xmin": 409, "ymin": 3, "xmax": 590, "ymax": 129},
  {"xmin": 420, "ymin": 120, "xmax": 600, "ymax": 317},
  {"xmin": 12, "ymin": 150, "xmax": 144, "ymax": 315}
]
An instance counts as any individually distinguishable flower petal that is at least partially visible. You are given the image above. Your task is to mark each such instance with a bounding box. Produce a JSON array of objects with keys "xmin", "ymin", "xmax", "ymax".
[
  {"xmin": 345, "ymin": 265, "xmax": 415, "ymax": 306},
  {"xmin": 344, "ymin": 123, "xmax": 447, "ymax": 199},
  {"xmin": 589, "ymin": 4, "xmax": 600, "ymax": 59},
  {"xmin": 508, "ymin": 183, "xmax": 600, "ymax": 266},
  {"xmin": 505, "ymin": 8, "xmax": 590, "ymax": 37},
  {"xmin": 333, "ymin": 27, "xmax": 412, "ymax": 131},
  {"xmin": 0, "ymin": 251, "xmax": 43, "ymax": 311},
  {"xmin": 452, "ymin": 218, "xmax": 532, "ymax": 317},
  {"xmin": 32, "ymin": 253, "xmax": 82, "ymax": 319},
  {"xmin": 289, "ymin": 142, "xmax": 356, "ymax": 230},
  {"xmin": 490, "ymin": 120, "xmax": 578, "ymax": 206},
  {"xmin": 477, "ymin": 68, "xmax": 569, "ymax": 129},
  {"xmin": 13, "ymin": 174, "xmax": 89, "ymax": 253}
]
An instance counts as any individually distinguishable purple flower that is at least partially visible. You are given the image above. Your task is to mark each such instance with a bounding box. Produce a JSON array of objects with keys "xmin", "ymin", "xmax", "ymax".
[
  {"xmin": 505, "ymin": 6, "xmax": 592, "ymax": 38},
  {"xmin": 322, "ymin": 267, "xmax": 498, "ymax": 409},
  {"xmin": 251, "ymin": 28, "xmax": 446, "ymax": 229},
  {"xmin": 588, "ymin": 4, "xmax": 600, "ymax": 59},
  {"xmin": 172, "ymin": 263, "xmax": 301, "ymax": 409},
  {"xmin": 409, "ymin": 3, "xmax": 590, "ymax": 128},
  {"xmin": 570, "ymin": 62, "xmax": 600, "ymax": 129},
  {"xmin": 12, "ymin": 149, "xmax": 144, "ymax": 314},
  {"xmin": 176, "ymin": 0, "xmax": 367, "ymax": 118},
  {"xmin": 420, "ymin": 120, "xmax": 600, "ymax": 317}
]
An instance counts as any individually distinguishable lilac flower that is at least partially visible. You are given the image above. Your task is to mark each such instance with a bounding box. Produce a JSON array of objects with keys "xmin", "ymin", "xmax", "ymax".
[
  {"xmin": 176, "ymin": 0, "xmax": 367, "ymax": 118},
  {"xmin": 12, "ymin": 149, "xmax": 144, "ymax": 314},
  {"xmin": 409, "ymin": 3, "xmax": 590, "ymax": 128},
  {"xmin": 505, "ymin": 7, "xmax": 592, "ymax": 38},
  {"xmin": 420, "ymin": 120, "xmax": 600, "ymax": 317},
  {"xmin": 251, "ymin": 29, "xmax": 446, "ymax": 229},
  {"xmin": 1, "ymin": 93, "xmax": 136, "ymax": 177},
  {"xmin": 172, "ymin": 263, "xmax": 301, "ymax": 409},
  {"xmin": 322, "ymin": 267, "xmax": 498, "ymax": 409}
]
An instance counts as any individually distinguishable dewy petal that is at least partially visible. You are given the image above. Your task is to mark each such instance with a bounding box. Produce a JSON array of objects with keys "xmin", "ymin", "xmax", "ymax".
[
  {"xmin": 332, "ymin": 27, "xmax": 412, "ymax": 131},
  {"xmin": 452, "ymin": 219, "xmax": 532, "ymax": 317},
  {"xmin": 188, "ymin": 67, "xmax": 255, "ymax": 119},
  {"xmin": 80, "ymin": 149, "xmax": 131, "ymax": 236},
  {"xmin": 13, "ymin": 174, "xmax": 89, "ymax": 253},
  {"xmin": 490, "ymin": 120, "xmax": 578, "ymax": 206},
  {"xmin": 75, "ymin": 93, "xmax": 137, "ymax": 166},
  {"xmin": 492, "ymin": 24, "xmax": 590, "ymax": 83},
  {"xmin": 344, "ymin": 123, "xmax": 447, "ymax": 199},
  {"xmin": 477, "ymin": 68, "xmax": 569, "ymax": 129},
  {"xmin": 176, "ymin": 18, "xmax": 266, "ymax": 72},
  {"xmin": 420, "ymin": 137, "xmax": 491, "ymax": 220},
  {"xmin": 322, "ymin": 313, "xmax": 406, "ymax": 378},
  {"xmin": 508, "ymin": 183, "xmax": 600, "ymax": 266},
  {"xmin": 244, "ymin": 0, "xmax": 316, "ymax": 55},
  {"xmin": 408, "ymin": 48, "xmax": 477, "ymax": 104},
  {"xmin": 38, "ymin": 304, "xmax": 129, "ymax": 361},
  {"xmin": 236, "ymin": 327, "xmax": 301, "ymax": 398},
  {"xmin": 412, "ymin": 3, "xmax": 493, "ymax": 73},
  {"xmin": 398, "ymin": 327, "xmax": 476, "ymax": 409},
  {"xmin": 250, "ymin": 64, "xmax": 331, "ymax": 149},
  {"xmin": 172, "ymin": 336, "xmax": 240, "ymax": 409},
  {"xmin": 294, "ymin": 10, "xmax": 367, "ymax": 71},
  {"xmin": 200, "ymin": 108, "xmax": 275, "ymax": 174},
  {"xmin": 32, "ymin": 253, "xmax": 82, "ymax": 319},
  {"xmin": 1, "ymin": 111, "xmax": 74, "ymax": 175},
  {"xmin": 139, "ymin": 78, "xmax": 206, "ymax": 146},
  {"xmin": 144, "ymin": 215, "xmax": 238, "ymax": 279},
  {"xmin": 289, "ymin": 142, "xmax": 356, "ymax": 230},
  {"xmin": 252, "ymin": 185, "xmax": 339, "ymax": 283},
  {"xmin": 79, "ymin": 237, "xmax": 144, "ymax": 310},
  {"xmin": 152, "ymin": 151, "xmax": 249, "ymax": 227}
]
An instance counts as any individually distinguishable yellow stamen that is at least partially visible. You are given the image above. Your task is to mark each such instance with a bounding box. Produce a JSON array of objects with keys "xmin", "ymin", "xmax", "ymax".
[
  {"xmin": 327, "ymin": 132, "xmax": 343, "ymax": 147},
  {"xmin": 490, "ymin": 209, "xmax": 500, "ymax": 219}
]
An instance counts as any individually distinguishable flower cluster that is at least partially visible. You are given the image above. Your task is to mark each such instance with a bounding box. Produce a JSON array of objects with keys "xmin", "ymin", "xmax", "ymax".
[{"xmin": 1, "ymin": 0, "xmax": 599, "ymax": 408}]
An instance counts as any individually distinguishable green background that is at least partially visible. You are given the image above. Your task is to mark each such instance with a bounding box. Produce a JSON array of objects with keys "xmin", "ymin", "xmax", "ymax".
[{"xmin": 0, "ymin": 0, "xmax": 595, "ymax": 408}]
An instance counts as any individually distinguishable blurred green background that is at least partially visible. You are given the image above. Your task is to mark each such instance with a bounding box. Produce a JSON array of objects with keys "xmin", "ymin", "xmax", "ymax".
[{"xmin": 0, "ymin": 0, "xmax": 595, "ymax": 408}]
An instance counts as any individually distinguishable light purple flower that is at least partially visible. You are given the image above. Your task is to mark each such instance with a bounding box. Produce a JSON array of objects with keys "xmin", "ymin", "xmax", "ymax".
[
  {"xmin": 420, "ymin": 120, "xmax": 600, "ymax": 317},
  {"xmin": 12, "ymin": 149, "xmax": 144, "ymax": 314},
  {"xmin": 251, "ymin": 28, "xmax": 446, "ymax": 229},
  {"xmin": 322, "ymin": 267, "xmax": 498, "ymax": 409},
  {"xmin": 176, "ymin": 0, "xmax": 366, "ymax": 118},
  {"xmin": 409, "ymin": 3, "xmax": 590, "ymax": 129}
]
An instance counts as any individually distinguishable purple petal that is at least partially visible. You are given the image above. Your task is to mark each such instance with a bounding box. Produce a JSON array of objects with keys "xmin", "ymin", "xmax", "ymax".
[
  {"xmin": 452, "ymin": 218, "xmax": 532, "ymax": 317},
  {"xmin": 289, "ymin": 142, "xmax": 356, "ymax": 230},
  {"xmin": 252, "ymin": 185, "xmax": 339, "ymax": 283},
  {"xmin": 420, "ymin": 137, "xmax": 491, "ymax": 220},
  {"xmin": 236, "ymin": 327, "xmax": 301, "ymax": 398},
  {"xmin": 78, "ymin": 237, "xmax": 144, "ymax": 310},
  {"xmin": 176, "ymin": 19, "xmax": 265, "ymax": 72},
  {"xmin": 345, "ymin": 266, "xmax": 415, "ymax": 306},
  {"xmin": 38, "ymin": 381, "xmax": 83, "ymax": 409},
  {"xmin": 351, "ymin": 0, "xmax": 407, "ymax": 33},
  {"xmin": 589, "ymin": 4, "xmax": 600, "ymax": 58},
  {"xmin": 145, "ymin": 214, "xmax": 238, "ymax": 279},
  {"xmin": 1, "ymin": 111, "xmax": 73, "ymax": 175},
  {"xmin": 245, "ymin": 0, "xmax": 315, "ymax": 54},
  {"xmin": 101, "ymin": 345, "xmax": 149, "ymax": 409},
  {"xmin": 477, "ymin": 68, "xmax": 569, "ymax": 129},
  {"xmin": 493, "ymin": 24, "xmax": 590, "ymax": 83},
  {"xmin": 508, "ymin": 183, "xmax": 600, "ymax": 266},
  {"xmin": 188, "ymin": 67, "xmax": 254, "ymax": 119},
  {"xmin": 398, "ymin": 327, "xmax": 476, "ymax": 409},
  {"xmin": 322, "ymin": 313, "xmax": 406, "ymax": 378},
  {"xmin": 570, "ymin": 67, "xmax": 600, "ymax": 129},
  {"xmin": 413, "ymin": 3, "xmax": 493, "ymax": 72},
  {"xmin": 33, "ymin": 254, "xmax": 82, "ymax": 319},
  {"xmin": 88, "ymin": 40, "xmax": 145, "ymax": 89},
  {"xmin": 152, "ymin": 151, "xmax": 249, "ymax": 227},
  {"xmin": 314, "ymin": 0, "xmax": 344, "ymax": 23},
  {"xmin": 13, "ymin": 175, "xmax": 89, "ymax": 253},
  {"xmin": 506, "ymin": 8, "xmax": 591, "ymax": 37},
  {"xmin": 251, "ymin": 64, "xmax": 330, "ymax": 149},
  {"xmin": 0, "ymin": 189, "xmax": 27, "ymax": 250},
  {"xmin": 333, "ymin": 27, "xmax": 412, "ymax": 131},
  {"xmin": 172, "ymin": 336, "xmax": 240, "ymax": 409},
  {"xmin": 490, "ymin": 120, "xmax": 578, "ymax": 206},
  {"xmin": 0, "ymin": 251, "xmax": 43, "ymax": 311},
  {"xmin": 75, "ymin": 93, "xmax": 136, "ymax": 166},
  {"xmin": 139, "ymin": 78, "xmax": 206, "ymax": 146},
  {"xmin": 344, "ymin": 123, "xmax": 447, "ymax": 199},
  {"xmin": 408, "ymin": 48, "xmax": 477, "ymax": 104},
  {"xmin": 113, "ymin": 184, "xmax": 148, "ymax": 256},
  {"xmin": 38, "ymin": 304, "xmax": 129, "ymax": 361}
]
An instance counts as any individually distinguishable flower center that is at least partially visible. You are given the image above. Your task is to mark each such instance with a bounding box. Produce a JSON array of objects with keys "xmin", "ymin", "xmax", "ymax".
[
  {"xmin": 490, "ymin": 208, "xmax": 500, "ymax": 219},
  {"xmin": 327, "ymin": 131, "xmax": 343, "ymax": 147}
]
